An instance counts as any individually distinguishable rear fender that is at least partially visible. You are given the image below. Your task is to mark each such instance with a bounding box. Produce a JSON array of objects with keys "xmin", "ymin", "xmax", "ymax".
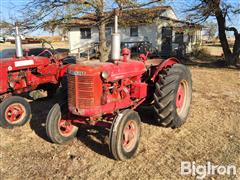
[{"xmin": 151, "ymin": 57, "xmax": 180, "ymax": 82}]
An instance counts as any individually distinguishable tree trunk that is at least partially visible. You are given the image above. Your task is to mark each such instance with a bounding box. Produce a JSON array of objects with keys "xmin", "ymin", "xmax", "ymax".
[
  {"xmin": 225, "ymin": 27, "xmax": 240, "ymax": 66},
  {"xmin": 98, "ymin": 21, "xmax": 109, "ymax": 62},
  {"xmin": 215, "ymin": 14, "xmax": 234, "ymax": 66},
  {"xmin": 232, "ymin": 34, "xmax": 240, "ymax": 66},
  {"xmin": 96, "ymin": 2, "xmax": 109, "ymax": 62}
]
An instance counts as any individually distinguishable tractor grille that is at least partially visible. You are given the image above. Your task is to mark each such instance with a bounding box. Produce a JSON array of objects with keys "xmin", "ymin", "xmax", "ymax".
[{"xmin": 68, "ymin": 75, "xmax": 95, "ymax": 107}]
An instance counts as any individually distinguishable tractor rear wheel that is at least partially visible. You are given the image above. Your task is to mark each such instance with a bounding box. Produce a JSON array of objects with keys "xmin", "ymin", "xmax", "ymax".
[
  {"xmin": 0, "ymin": 96, "xmax": 31, "ymax": 128},
  {"xmin": 109, "ymin": 109, "xmax": 141, "ymax": 161},
  {"xmin": 46, "ymin": 103, "xmax": 78, "ymax": 144},
  {"xmin": 153, "ymin": 64, "xmax": 192, "ymax": 128}
]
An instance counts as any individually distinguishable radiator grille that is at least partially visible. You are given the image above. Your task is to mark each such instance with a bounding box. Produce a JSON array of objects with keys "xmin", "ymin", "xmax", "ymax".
[{"xmin": 68, "ymin": 75, "xmax": 95, "ymax": 107}]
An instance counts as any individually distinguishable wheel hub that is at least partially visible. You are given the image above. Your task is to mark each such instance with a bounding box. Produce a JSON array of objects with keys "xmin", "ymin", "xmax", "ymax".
[
  {"xmin": 5, "ymin": 103, "xmax": 26, "ymax": 124},
  {"xmin": 122, "ymin": 120, "xmax": 137, "ymax": 152},
  {"xmin": 58, "ymin": 119, "xmax": 74, "ymax": 137},
  {"xmin": 176, "ymin": 83, "xmax": 185, "ymax": 109},
  {"xmin": 176, "ymin": 80, "xmax": 188, "ymax": 116}
]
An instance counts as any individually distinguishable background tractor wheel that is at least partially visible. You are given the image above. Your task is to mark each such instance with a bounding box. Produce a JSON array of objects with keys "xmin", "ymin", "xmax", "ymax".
[
  {"xmin": 46, "ymin": 103, "xmax": 78, "ymax": 144},
  {"xmin": 153, "ymin": 64, "xmax": 192, "ymax": 128},
  {"xmin": 109, "ymin": 109, "xmax": 141, "ymax": 161},
  {"xmin": 0, "ymin": 96, "xmax": 31, "ymax": 128}
]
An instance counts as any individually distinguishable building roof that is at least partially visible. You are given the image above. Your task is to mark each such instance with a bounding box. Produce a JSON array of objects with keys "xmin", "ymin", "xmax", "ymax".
[{"xmin": 68, "ymin": 6, "xmax": 201, "ymax": 29}]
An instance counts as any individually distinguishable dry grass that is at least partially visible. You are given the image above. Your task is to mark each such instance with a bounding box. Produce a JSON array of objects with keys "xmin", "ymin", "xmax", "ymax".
[
  {"xmin": 201, "ymin": 45, "xmax": 223, "ymax": 57},
  {"xmin": 0, "ymin": 41, "xmax": 69, "ymax": 51},
  {"xmin": 0, "ymin": 67, "xmax": 239, "ymax": 179}
]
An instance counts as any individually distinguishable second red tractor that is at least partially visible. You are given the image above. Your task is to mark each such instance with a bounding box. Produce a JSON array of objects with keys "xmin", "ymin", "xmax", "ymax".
[{"xmin": 0, "ymin": 26, "xmax": 69, "ymax": 128}]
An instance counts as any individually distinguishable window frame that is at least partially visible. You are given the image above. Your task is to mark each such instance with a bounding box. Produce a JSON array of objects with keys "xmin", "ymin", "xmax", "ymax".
[
  {"xmin": 80, "ymin": 28, "xmax": 91, "ymax": 39},
  {"xmin": 174, "ymin": 32, "xmax": 184, "ymax": 44},
  {"xmin": 130, "ymin": 26, "xmax": 139, "ymax": 37}
]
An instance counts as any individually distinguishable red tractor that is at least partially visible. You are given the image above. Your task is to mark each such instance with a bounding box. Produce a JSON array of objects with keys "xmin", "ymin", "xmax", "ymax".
[
  {"xmin": 46, "ymin": 14, "xmax": 192, "ymax": 160},
  {"xmin": 0, "ymin": 26, "xmax": 69, "ymax": 128}
]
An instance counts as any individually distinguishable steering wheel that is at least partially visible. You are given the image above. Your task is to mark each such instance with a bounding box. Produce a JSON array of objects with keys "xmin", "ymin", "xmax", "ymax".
[
  {"xmin": 42, "ymin": 40, "xmax": 55, "ymax": 52},
  {"xmin": 39, "ymin": 40, "xmax": 57, "ymax": 62}
]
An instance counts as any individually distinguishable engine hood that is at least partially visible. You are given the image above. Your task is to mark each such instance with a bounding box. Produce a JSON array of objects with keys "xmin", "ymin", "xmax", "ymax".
[
  {"xmin": 0, "ymin": 56, "xmax": 51, "ymax": 71},
  {"xmin": 68, "ymin": 60, "xmax": 146, "ymax": 81}
]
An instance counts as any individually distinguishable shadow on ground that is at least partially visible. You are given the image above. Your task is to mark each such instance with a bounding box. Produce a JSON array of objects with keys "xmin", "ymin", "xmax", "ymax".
[
  {"xmin": 182, "ymin": 56, "xmax": 240, "ymax": 69},
  {"xmin": 29, "ymin": 97, "xmax": 59, "ymax": 142},
  {"xmin": 29, "ymin": 91, "xmax": 112, "ymax": 158},
  {"xmin": 76, "ymin": 125, "xmax": 112, "ymax": 159},
  {"xmin": 75, "ymin": 106, "xmax": 163, "ymax": 159},
  {"xmin": 29, "ymin": 91, "xmax": 162, "ymax": 159}
]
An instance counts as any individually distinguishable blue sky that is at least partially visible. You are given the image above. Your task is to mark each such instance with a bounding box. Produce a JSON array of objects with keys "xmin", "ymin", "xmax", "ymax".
[{"xmin": 0, "ymin": 0, "xmax": 240, "ymax": 36}]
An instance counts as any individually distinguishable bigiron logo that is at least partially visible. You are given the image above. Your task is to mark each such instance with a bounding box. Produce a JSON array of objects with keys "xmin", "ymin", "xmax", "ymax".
[{"xmin": 180, "ymin": 161, "xmax": 237, "ymax": 179}]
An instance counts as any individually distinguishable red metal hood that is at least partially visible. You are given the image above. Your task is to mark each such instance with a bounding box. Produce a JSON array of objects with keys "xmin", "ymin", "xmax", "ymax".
[
  {"xmin": 0, "ymin": 56, "xmax": 51, "ymax": 71},
  {"xmin": 68, "ymin": 60, "xmax": 146, "ymax": 81}
]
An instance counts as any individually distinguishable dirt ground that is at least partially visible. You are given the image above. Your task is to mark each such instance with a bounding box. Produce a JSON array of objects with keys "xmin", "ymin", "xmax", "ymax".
[{"xmin": 0, "ymin": 43, "xmax": 240, "ymax": 179}]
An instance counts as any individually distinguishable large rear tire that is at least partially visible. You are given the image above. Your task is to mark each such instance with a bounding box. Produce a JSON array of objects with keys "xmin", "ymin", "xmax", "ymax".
[
  {"xmin": 153, "ymin": 64, "xmax": 192, "ymax": 128},
  {"xmin": 0, "ymin": 96, "xmax": 31, "ymax": 128},
  {"xmin": 46, "ymin": 103, "xmax": 78, "ymax": 144},
  {"xmin": 109, "ymin": 109, "xmax": 141, "ymax": 161}
]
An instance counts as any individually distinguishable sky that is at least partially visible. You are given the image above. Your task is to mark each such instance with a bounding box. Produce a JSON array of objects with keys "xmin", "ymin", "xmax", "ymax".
[{"xmin": 0, "ymin": 0, "xmax": 240, "ymax": 36}]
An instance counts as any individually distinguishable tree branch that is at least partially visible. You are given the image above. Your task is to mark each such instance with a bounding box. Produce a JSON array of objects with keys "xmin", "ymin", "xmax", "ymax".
[{"xmin": 225, "ymin": 26, "xmax": 239, "ymax": 38}]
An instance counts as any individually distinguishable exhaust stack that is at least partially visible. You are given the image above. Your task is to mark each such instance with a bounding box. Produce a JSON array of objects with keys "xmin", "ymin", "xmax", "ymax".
[
  {"xmin": 15, "ymin": 24, "xmax": 23, "ymax": 58},
  {"xmin": 111, "ymin": 10, "xmax": 121, "ymax": 61}
]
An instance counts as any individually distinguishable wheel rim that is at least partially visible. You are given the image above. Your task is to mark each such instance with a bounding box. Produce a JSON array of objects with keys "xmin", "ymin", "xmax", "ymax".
[
  {"xmin": 58, "ymin": 119, "xmax": 75, "ymax": 137},
  {"xmin": 176, "ymin": 80, "xmax": 188, "ymax": 116},
  {"xmin": 5, "ymin": 103, "xmax": 26, "ymax": 124},
  {"xmin": 122, "ymin": 120, "xmax": 138, "ymax": 152}
]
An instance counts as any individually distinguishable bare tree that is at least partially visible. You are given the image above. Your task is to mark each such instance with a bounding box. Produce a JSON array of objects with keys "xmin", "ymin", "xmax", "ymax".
[
  {"xmin": 19, "ymin": 0, "xmax": 162, "ymax": 61},
  {"xmin": 204, "ymin": 21, "xmax": 217, "ymax": 40},
  {"xmin": 0, "ymin": 21, "xmax": 14, "ymax": 35},
  {"xmin": 186, "ymin": 0, "xmax": 240, "ymax": 66}
]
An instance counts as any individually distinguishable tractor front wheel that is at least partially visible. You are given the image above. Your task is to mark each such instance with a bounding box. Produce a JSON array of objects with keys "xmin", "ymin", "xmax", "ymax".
[
  {"xmin": 153, "ymin": 64, "xmax": 192, "ymax": 128},
  {"xmin": 109, "ymin": 109, "xmax": 141, "ymax": 161},
  {"xmin": 46, "ymin": 103, "xmax": 78, "ymax": 144},
  {"xmin": 0, "ymin": 96, "xmax": 31, "ymax": 128}
]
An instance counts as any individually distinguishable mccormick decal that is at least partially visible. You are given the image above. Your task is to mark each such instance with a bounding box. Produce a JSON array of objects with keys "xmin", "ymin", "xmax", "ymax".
[
  {"xmin": 68, "ymin": 69, "xmax": 86, "ymax": 76},
  {"xmin": 14, "ymin": 60, "xmax": 34, "ymax": 67}
]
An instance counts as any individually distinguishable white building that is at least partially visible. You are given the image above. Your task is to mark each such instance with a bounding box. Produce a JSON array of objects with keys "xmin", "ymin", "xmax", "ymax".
[{"xmin": 68, "ymin": 6, "xmax": 202, "ymax": 57}]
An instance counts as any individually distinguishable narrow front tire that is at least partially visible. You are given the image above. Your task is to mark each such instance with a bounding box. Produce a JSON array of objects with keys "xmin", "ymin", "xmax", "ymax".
[
  {"xmin": 46, "ymin": 103, "xmax": 78, "ymax": 144},
  {"xmin": 109, "ymin": 109, "xmax": 141, "ymax": 161}
]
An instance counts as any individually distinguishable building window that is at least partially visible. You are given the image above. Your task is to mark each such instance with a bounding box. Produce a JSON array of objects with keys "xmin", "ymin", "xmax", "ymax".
[
  {"xmin": 80, "ymin": 28, "xmax": 91, "ymax": 39},
  {"xmin": 175, "ymin": 32, "xmax": 184, "ymax": 44},
  {"xmin": 130, "ymin": 26, "xmax": 138, "ymax": 37}
]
